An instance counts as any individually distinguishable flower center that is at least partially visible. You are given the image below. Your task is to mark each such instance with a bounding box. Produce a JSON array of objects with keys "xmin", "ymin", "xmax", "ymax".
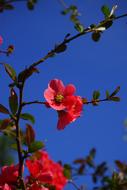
[{"xmin": 55, "ymin": 94, "xmax": 64, "ymax": 103}]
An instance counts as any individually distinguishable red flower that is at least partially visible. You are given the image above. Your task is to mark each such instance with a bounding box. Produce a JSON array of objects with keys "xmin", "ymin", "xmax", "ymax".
[
  {"xmin": 44, "ymin": 79, "xmax": 76, "ymax": 110},
  {"xmin": 26, "ymin": 151, "xmax": 67, "ymax": 190},
  {"xmin": 0, "ymin": 36, "xmax": 3, "ymax": 45},
  {"xmin": 57, "ymin": 96, "xmax": 83, "ymax": 130},
  {"xmin": 0, "ymin": 164, "xmax": 19, "ymax": 190},
  {"xmin": 0, "ymin": 184, "xmax": 12, "ymax": 190},
  {"xmin": 0, "ymin": 164, "xmax": 19, "ymax": 184}
]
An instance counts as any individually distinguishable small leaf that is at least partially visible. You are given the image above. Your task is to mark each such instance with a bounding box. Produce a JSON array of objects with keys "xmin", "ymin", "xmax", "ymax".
[
  {"xmin": 20, "ymin": 113, "xmax": 35, "ymax": 124},
  {"xmin": 74, "ymin": 24, "xmax": 84, "ymax": 33},
  {"xmin": 63, "ymin": 164, "xmax": 71, "ymax": 179},
  {"xmin": 26, "ymin": 124, "xmax": 35, "ymax": 146},
  {"xmin": 93, "ymin": 90, "xmax": 100, "ymax": 100},
  {"xmin": 92, "ymin": 32, "xmax": 101, "ymax": 42},
  {"xmin": 109, "ymin": 96, "xmax": 120, "ymax": 102},
  {"xmin": 28, "ymin": 141, "xmax": 44, "ymax": 153},
  {"xmin": 0, "ymin": 104, "xmax": 9, "ymax": 114},
  {"xmin": 106, "ymin": 90, "xmax": 110, "ymax": 99},
  {"xmin": 4, "ymin": 64, "xmax": 17, "ymax": 81},
  {"xmin": 9, "ymin": 88, "xmax": 18, "ymax": 115},
  {"xmin": 101, "ymin": 5, "xmax": 110, "ymax": 18}
]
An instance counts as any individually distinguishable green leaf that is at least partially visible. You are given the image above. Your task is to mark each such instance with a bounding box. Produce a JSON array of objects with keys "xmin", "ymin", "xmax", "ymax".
[
  {"xmin": 109, "ymin": 96, "xmax": 120, "ymax": 102},
  {"xmin": 93, "ymin": 90, "xmax": 100, "ymax": 100},
  {"xmin": 63, "ymin": 164, "xmax": 71, "ymax": 179},
  {"xmin": 4, "ymin": 64, "xmax": 17, "ymax": 81},
  {"xmin": 20, "ymin": 113, "xmax": 35, "ymax": 124},
  {"xmin": 74, "ymin": 24, "xmax": 84, "ymax": 33},
  {"xmin": 28, "ymin": 141, "xmax": 44, "ymax": 153},
  {"xmin": 101, "ymin": 5, "xmax": 110, "ymax": 18},
  {"xmin": 106, "ymin": 90, "xmax": 110, "ymax": 99},
  {"xmin": 92, "ymin": 32, "xmax": 101, "ymax": 42},
  {"xmin": 25, "ymin": 124, "xmax": 35, "ymax": 146},
  {"xmin": 0, "ymin": 104, "xmax": 9, "ymax": 114},
  {"xmin": 9, "ymin": 88, "xmax": 18, "ymax": 115}
]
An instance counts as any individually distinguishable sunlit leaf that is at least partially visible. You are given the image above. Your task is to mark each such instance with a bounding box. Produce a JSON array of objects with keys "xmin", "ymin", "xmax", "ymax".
[{"xmin": 101, "ymin": 5, "xmax": 110, "ymax": 18}]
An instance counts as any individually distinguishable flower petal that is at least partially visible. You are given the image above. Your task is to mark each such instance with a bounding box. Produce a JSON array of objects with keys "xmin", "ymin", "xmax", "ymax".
[
  {"xmin": 49, "ymin": 79, "xmax": 65, "ymax": 94},
  {"xmin": 57, "ymin": 111, "xmax": 76, "ymax": 130},
  {"xmin": 64, "ymin": 84, "xmax": 76, "ymax": 96}
]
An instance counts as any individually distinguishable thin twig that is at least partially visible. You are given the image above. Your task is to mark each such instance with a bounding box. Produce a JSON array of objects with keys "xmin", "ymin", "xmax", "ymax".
[
  {"xmin": 28, "ymin": 12, "xmax": 127, "ymax": 70},
  {"xmin": 68, "ymin": 179, "xmax": 81, "ymax": 190}
]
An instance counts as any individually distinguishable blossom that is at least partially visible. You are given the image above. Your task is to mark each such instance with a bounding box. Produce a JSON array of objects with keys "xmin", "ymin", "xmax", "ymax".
[
  {"xmin": 0, "ymin": 164, "xmax": 19, "ymax": 189},
  {"xmin": 0, "ymin": 36, "xmax": 3, "ymax": 45},
  {"xmin": 0, "ymin": 164, "xmax": 19, "ymax": 184},
  {"xmin": 26, "ymin": 151, "xmax": 67, "ymax": 190},
  {"xmin": 44, "ymin": 79, "xmax": 76, "ymax": 110},
  {"xmin": 57, "ymin": 96, "xmax": 83, "ymax": 130},
  {"xmin": 44, "ymin": 79, "xmax": 83, "ymax": 129},
  {"xmin": 0, "ymin": 184, "xmax": 12, "ymax": 190}
]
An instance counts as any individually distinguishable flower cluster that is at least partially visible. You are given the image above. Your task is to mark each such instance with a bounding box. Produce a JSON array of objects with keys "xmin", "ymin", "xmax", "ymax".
[
  {"xmin": 44, "ymin": 79, "xmax": 83, "ymax": 130},
  {"xmin": 0, "ymin": 151, "xmax": 67, "ymax": 190},
  {"xmin": 0, "ymin": 164, "xmax": 19, "ymax": 190}
]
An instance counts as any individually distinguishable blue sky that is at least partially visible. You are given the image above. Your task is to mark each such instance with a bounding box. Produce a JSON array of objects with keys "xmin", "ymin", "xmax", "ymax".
[{"xmin": 0, "ymin": 0, "xmax": 127, "ymax": 189}]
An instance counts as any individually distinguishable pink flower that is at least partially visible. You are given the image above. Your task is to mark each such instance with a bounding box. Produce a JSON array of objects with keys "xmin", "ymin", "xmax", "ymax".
[
  {"xmin": 0, "ymin": 184, "xmax": 12, "ymax": 190},
  {"xmin": 44, "ymin": 79, "xmax": 76, "ymax": 110},
  {"xmin": 44, "ymin": 79, "xmax": 83, "ymax": 129},
  {"xmin": 0, "ymin": 36, "xmax": 3, "ymax": 45}
]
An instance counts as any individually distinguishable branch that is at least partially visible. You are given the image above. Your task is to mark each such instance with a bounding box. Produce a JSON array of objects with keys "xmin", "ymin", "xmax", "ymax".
[
  {"xmin": 14, "ymin": 83, "xmax": 26, "ymax": 190},
  {"xmin": 68, "ymin": 179, "xmax": 83, "ymax": 190},
  {"xmin": 28, "ymin": 12, "xmax": 127, "ymax": 70}
]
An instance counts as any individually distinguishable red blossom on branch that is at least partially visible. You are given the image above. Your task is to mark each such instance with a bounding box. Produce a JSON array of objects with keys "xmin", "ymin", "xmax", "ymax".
[
  {"xmin": 26, "ymin": 151, "xmax": 67, "ymax": 190},
  {"xmin": 44, "ymin": 79, "xmax": 83, "ymax": 129},
  {"xmin": 0, "ymin": 164, "xmax": 19, "ymax": 189},
  {"xmin": 0, "ymin": 36, "xmax": 3, "ymax": 45}
]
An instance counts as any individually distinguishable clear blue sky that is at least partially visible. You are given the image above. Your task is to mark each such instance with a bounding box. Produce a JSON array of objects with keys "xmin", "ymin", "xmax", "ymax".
[{"xmin": 0, "ymin": 0, "xmax": 127, "ymax": 189}]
